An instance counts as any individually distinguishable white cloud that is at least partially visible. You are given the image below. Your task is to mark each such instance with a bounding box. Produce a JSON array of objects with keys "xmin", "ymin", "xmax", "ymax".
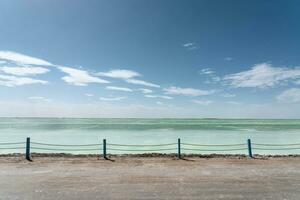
[
  {"xmin": 0, "ymin": 74, "xmax": 48, "ymax": 87},
  {"xmin": 192, "ymin": 100, "xmax": 213, "ymax": 106},
  {"xmin": 183, "ymin": 43, "xmax": 194, "ymax": 47},
  {"xmin": 182, "ymin": 43, "xmax": 198, "ymax": 50},
  {"xmin": 164, "ymin": 86, "xmax": 214, "ymax": 96},
  {"xmin": 226, "ymin": 101, "xmax": 242, "ymax": 105},
  {"xmin": 156, "ymin": 101, "xmax": 163, "ymax": 105},
  {"xmin": 0, "ymin": 51, "xmax": 53, "ymax": 66},
  {"xmin": 97, "ymin": 69, "xmax": 159, "ymax": 88},
  {"xmin": 224, "ymin": 57, "xmax": 233, "ymax": 61},
  {"xmin": 224, "ymin": 63, "xmax": 300, "ymax": 88},
  {"xmin": 28, "ymin": 96, "xmax": 45, "ymax": 100},
  {"xmin": 99, "ymin": 96, "xmax": 126, "ymax": 101},
  {"xmin": 126, "ymin": 79, "xmax": 160, "ymax": 88},
  {"xmin": 0, "ymin": 66, "xmax": 49, "ymax": 76},
  {"xmin": 58, "ymin": 66, "xmax": 109, "ymax": 86},
  {"xmin": 97, "ymin": 69, "xmax": 140, "ymax": 79},
  {"xmin": 138, "ymin": 88, "xmax": 153, "ymax": 94},
  {"xmin": 222, "ymin": 93, "xmax": 236, "ymax": 98},
  {"xmin": 28, "ymin": 96, "xmax": 51, "ymax": 102},
  {"xmin": 199, "ymin": 68, "xmax": 215, "ymax": 75},
  {"xmin": 84, "ymin": 93, "xmax": 94, "ymax": 97},
  {"xmin": 199, "ymin": 68, "xmax": 221, "ymax": 84},
  {"xmin": 277, "ymin": 88, "xmax": 300, "ymax": 103},
  {"xmin": 106, "ymin": 86, "xmax": 133, "ymax": 92},
  {"xmin": 144, "ymin": 94, "xmax": 173, "ymax": 100}
]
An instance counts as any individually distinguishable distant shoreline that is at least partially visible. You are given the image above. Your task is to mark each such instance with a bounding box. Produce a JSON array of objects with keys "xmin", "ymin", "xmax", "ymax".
[
  {"xmin": 1, "ymin": 153, "xmax": 300, "ymax": 159},
  {"xmin": 0, "ymin": 117, "xmax": 300, "ymax": 120}
]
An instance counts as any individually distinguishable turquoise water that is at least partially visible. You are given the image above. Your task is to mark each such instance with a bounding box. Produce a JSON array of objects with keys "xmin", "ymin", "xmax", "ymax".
[{"xmin": 0, "ymin": 118, "xmax": 300, "ymax": 155}]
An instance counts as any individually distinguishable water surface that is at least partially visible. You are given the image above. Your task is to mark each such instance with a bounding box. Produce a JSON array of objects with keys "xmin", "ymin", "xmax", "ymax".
[{"xmin": 0, "ymin": 118, "xmax": 299, "ymax": 155}]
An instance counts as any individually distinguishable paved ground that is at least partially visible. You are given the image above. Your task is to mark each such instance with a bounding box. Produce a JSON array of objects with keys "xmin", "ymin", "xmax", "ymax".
[{"xmin": 0, "ymin": 155, "xmax": 300, "ymax": 200}]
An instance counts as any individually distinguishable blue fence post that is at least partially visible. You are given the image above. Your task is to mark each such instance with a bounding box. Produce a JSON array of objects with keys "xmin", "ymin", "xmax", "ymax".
[
  {"xmin": 178, "ymin": 138, "xmax": 181, "ymax": 159},
  {"xmin": 26, "ymin": 137, "xmax": 31, "ymax": 161},
  {"xmin": 247, "ymin": 139, "xmax": 253, "ymax": 158},
  {"xmin": 103, "ymin": 139, "xmax": 107, "ymax": 159}
]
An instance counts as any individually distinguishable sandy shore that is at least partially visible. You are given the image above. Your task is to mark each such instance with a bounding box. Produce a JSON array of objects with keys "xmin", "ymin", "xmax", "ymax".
[{"xmin": 0, "ymin": 154, "xmax": 300, "ymax": 199}]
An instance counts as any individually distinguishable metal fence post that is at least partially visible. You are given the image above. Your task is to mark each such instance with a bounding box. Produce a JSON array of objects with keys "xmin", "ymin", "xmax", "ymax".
[
  {"xmin": 247, "ymin": 139, "xmax": 253, "ymax": 158},
  {"xmin": 103, "ymin": 139, "xmax": 107, "ymax": 159},
  {"xmin": 178, "ymin": 138, "xmax": 181, "ymax": 159},
  {"xmin": 26, "ymin": 137, "xmax": 31, "ymax": 161}
]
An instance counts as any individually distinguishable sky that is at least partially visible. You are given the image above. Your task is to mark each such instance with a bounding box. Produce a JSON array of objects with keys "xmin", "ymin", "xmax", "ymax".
[{"xmin": 0, "ymin": 0, "xmax": 300, "ymax": 118}]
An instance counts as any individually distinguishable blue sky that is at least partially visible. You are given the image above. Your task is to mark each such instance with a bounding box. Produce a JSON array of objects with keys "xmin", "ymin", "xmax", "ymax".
[{"xmin": 0, "ymin": 0, "xmax": 300, "ymax": 118}]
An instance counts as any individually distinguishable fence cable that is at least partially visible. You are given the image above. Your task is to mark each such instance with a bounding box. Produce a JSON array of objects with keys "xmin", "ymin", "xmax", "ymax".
[
  {"xmin": 253, "ymin": 147, "xmax": 300, "ymax": 151},
  {"xmin": 31, "ymin": 147, "xmax": 102, "ymax": 151},
  {"xmin": 0, "ymin": 147, "xmax": 24, "ymax": 150},
  {"xmin": 107, "ymin": 148, "xmax": 177, "ymax": 152},
  {"xmin": 31, "ymin": 142, "xmax": 102, "ymax": 147},
  {"xmin": 2, "ymin": 140, "xmax": 300, "ymax": 153},
  {"xmin": 0, "ymin": 142, "xmax": 25, "ymax": 145},
  {"xmin": 252, "ymin": 143, "xmax": 300, "ymax": 146},
  {"xmin": 182, "ymin": 147, "xmax": 248, "ymax": 152},
  {"xmin": 182, "ymin": 143, "xmax": 245, "ymax": 147},
  {"xmin": 107, "ymin": 143, "xmax": 177, "ymax": 147}
]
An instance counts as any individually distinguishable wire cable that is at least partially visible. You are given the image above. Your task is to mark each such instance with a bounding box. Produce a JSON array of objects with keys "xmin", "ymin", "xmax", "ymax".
[
  {"xmin": 182, "ymin": 147, "xmax": 248, "ymax": 151},
  {"xmin": 253, "ymin": 147, "xmax": 300, "ymax": 151},
  {"xmin": 107, "ymin": 148, "xmax": 177, "ymax": 152},
  {"xmin": 0, "ymin": 147, "xmax": 24, "ymax": 150},
  {"xmin": 31, "ymin": 142, "xmax": 102, "ymax": 147},
  {"xmin": 107, "ymin": 143, "xmax": 177, "ymax": 147},
  {"xmin": 0, "ymin": 142, "xmax": 25, "ymax": 145},
  {"xmin": 31, "ymin": 147, "xmax": 102, "ymax": 151},
  {"xmin": 182, "ymin": 143, "xmax": 246, "ymax": 147},
  {"xmin": 252, "ymin": 143, "xmax": 300, "ymax": 146}
]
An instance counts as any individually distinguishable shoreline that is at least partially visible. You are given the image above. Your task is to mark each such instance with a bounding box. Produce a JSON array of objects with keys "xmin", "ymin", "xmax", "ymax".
[{"xmin": 1, "ymin": 153, "xmax": 300, "ymax": 159}]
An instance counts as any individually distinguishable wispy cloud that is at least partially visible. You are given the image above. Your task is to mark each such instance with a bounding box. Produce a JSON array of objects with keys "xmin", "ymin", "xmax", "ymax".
[
  {"xmin": 0, "ymin": 66, "xmax": 49, "ymax": 76},
  {"xmin": 126, "ymin": 79, "xmax": 160, "ymax": 88},
  {"xmin": 226, "ymin": 101, "xmax": 242, "ymax": 105},
  {"xmin": 98, "ymin": 69, "xmax": 159, "ymax": 88},
  {"xmin": 99, "ymin": 96, "xmax": 126, "ymax": 101},
  {"xmin": 58, "ymin": 66, "xmax": 109, "ymax": 86},
  {"xmin": 84, "ymin": 93, "xmax": 94, "ymax": 97},
  {"xmin": 199, "ymin": 68, "xmax": 221, "ymax": 84},
  {"xmin": 106, "ymin": 86, "xmax": 133, "ymax": 92},
  {"xmin": 138, "ymin": 88, "xmax": 153, "ymax": 94},
  {"xmin": 277, "ymin": 88, "xmax": 300, "ymax": 103},
  {"xmin": 224, "ymin": 63, "xmax": 300, "ymax": 88},
  {"xmin": 224, "ymin": 57, "xmax": 233, "ymax": 61},
  {"xmin": 182, "ymin": 43, "xmax": 198, "ymax": 50},
  {"xmin": 183, "ymin": 43, "xmax": 194, "ymax": 47},
  {"xmin": 192, "ymin": 100, "xmax": 213, "ymax": 106},
  {"xmin": 97, "ymin": 69, "xmax": 140, "ymax": 79},
  {"xmin": 144, "ymin": 94, "xmax": 173, "ymax": 100},
  {"xmin": 28, "ymin": 96, "xmax": 51, "ymax": 102},
  {"xmin": 0, "ymin": 51, "xmax": 53, "ymax": 66},
  {"xmin": 156, "ymin": 101, "xmax": 163, "ymax": 105},
  {"xmin": 0, "ymin": 51, "xmax": 52, "ymax": 87},
  {"xmin": 199, "ymin": 68, "xmax": 215, "ymax": 75},
  {"xmin": 0, "ymin": 74, "xmax": 48, "ymax": 87},
  {"xmin": 164, "ymin": 86, "xmax": 214, "ymax": 96},
  {"xmin": 222, "ymin": 93, "xmax": 236, "ymax": 98}
]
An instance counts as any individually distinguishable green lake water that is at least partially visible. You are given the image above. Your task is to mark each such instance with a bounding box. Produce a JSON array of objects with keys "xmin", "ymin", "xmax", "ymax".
[{"xmin": 0, "ymin": 118, "xmax": 300, "ymax": 155}]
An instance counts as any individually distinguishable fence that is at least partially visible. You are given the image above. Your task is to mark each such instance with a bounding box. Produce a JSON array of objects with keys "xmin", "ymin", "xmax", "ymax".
[{"xmin": 0, "ymin": 138, "xmax": 300, "ymax": 161}]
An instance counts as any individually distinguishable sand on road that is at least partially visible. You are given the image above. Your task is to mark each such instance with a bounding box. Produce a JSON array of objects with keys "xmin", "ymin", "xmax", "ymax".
[{"xmin": 0, "ymin": 154, "xmax": 300, "ymax": 200}]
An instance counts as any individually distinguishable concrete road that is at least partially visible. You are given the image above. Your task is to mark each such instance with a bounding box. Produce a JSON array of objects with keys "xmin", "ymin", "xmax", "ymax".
[{"xmin": 0, "ymin": 155, "xmax": 300, "ymax": 200}]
